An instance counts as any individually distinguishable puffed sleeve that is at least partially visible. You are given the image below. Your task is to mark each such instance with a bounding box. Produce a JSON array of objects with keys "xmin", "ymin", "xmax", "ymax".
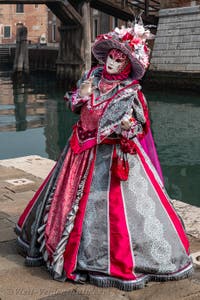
[
  {"xmin": 97, "ymin": 85, "xmax": 150, "ymax": 143},
  {"xmin": 107, "ymin": 89, "xmax": 149, "ymax": 141},
  {"xmin": 119, "ymin": 90, "xmax": 150, "ymax": 140}
]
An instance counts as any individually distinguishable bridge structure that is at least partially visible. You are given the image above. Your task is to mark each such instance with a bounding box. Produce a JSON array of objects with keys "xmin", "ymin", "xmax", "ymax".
[{"xmin": 0, "ymin": 0, "xmax": 160, "ymax": 81}]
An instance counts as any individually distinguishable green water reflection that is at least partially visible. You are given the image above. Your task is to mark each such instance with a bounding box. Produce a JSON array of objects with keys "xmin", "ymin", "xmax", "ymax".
[
  {"xmin": 0, "ymin": 70, "xmax": 199, "ymax": 207},
  {"xmin": 145, "ymin": 89, "xmax": 200, "ymax": 207}
]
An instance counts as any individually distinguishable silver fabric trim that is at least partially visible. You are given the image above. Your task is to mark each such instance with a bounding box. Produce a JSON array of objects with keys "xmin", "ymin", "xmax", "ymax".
[
  {"xmin": 46, "ymin": 149, "xmax": 95, "ymax": 280},
  {"xmin": 133, "ymin": 137, "xmax": 164, "ymax": 188},
  {"xmin": 89, "ymin": 263, "xmax": 193, "ymax": 291},
  {"xmin": 120, "ymin": 175, "xmax": 136, "ymax": 277},
  {"xmin": 132, "ymin": 96, "xmax": 146, "ymax": 124},
  {"xmin": 15, "ymin": 224, "xmax": 22, "ymax": 235},
  {"xmin": 37, "ymin": 186, "xmax": 56, "ymax": 256},
  {"xmin": 97, "ymin": 88, "xmax": 139, "ymax": 143},
  {"xmin": 126, "ymin": 154, "xmax": 176, "ymax": 273},
  {"xmin": 133, "ymin": 137, "xmax": 189, "ymax": 248},
  {"xmin": 51, "ymin": 150, "xmax": 94, "ymax": 279},
  {"xmin": 89, "ymin": 274, "xmax": 149, "ymax": 291},
  {"xmin": 77, "ymin": 144, "xmax": 113, "ymax": 274},
  {"xmin": 107, "ymin": 146, "xmax": 113, "ymax": 275},
  {"xmin": 121, "ymin": 138, "xmax": 191, "ymax": 275},
  {"xmin": 150, "ymin": 263, "xmax": 193, "ymax": 281},
  {"xmin": 17, "ymin": 236, "xmax": 29, "ymax": 250}
]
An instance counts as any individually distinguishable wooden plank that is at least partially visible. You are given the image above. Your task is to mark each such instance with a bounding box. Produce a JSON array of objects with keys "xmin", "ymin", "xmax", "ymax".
[
  {"xmin": 82, "ymin": 2, "xmax": 91, "ymax": 70},
  {"xmin": 128, "ymin": 0, "xmax": 160, "ymax": 11},
  {"xmin": 0, "ymin": 0, "xmax": 159, "ymax": 23},
  {"xmin": 62, "ymin": 0, "xmax": 82, "ymax": 25},
  {"xmin": 0, "ymin": 0, "xmax": 55, "ymax": 3},
  {"xmin": 145, "ymin": 0, "xmax": 149, "ymax": 16},
  {"xmin": 47, "ymin": 2, "xmax": 82, "ymax": 25},
  {"xmin": 90, "ymin": 0, "xmax": 159, "ymax": 23}
]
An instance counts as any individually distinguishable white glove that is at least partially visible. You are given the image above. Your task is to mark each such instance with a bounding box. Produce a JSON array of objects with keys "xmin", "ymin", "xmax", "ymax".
[
  {"xmin": 121, "ymin": 109, "xmax": 134, "ymax": 130},
  {"xmin": 79, "ymin": 77, "xmax": 93, "ymax": 97}
]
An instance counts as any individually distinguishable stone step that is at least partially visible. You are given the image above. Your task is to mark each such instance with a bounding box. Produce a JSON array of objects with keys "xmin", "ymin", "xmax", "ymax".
[{"xmin": 0, "ymin": 48, "xmax": 10, "ymax": 64}]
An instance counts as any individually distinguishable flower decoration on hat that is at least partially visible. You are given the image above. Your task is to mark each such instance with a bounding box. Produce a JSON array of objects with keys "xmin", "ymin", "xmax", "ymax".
[{"xmin": 92, "ymin": 18, "xmax": 155, "ymax": 80}]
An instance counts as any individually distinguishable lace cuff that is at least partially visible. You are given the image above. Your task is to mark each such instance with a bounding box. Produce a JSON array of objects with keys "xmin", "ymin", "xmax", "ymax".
[
  {"xmin": 64, "ymin": 90, "xmax": 90, "ymax": 112},
  {"xmin": 64, "ymin": 70, "xmax": 90, "ymax": 112}
]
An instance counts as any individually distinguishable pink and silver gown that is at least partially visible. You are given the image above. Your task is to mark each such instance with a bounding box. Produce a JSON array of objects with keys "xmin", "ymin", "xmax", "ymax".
[{"xmin": 15, "ymin": 67, "xmax": 193, "ymax": 291}]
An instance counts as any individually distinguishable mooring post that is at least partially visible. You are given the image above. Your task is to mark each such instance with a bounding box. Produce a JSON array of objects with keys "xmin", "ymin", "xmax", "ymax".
[
  {"xmin": 56, "ymin": 23, "xmax": 84, "ymax": 85},
  {"xmin": 13, "ymin": 24, "xmax": 29, "ymax": 77},
  {"xmin": 13, "ymin": 85, "xmax": 28, "ymax": 131},
  {"xmin": 82, "ymin": 1, "xmax": 91, "ymax": 71}
]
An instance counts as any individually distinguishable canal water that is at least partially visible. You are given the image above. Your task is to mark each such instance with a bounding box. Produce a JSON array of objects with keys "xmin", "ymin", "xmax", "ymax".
[{"xmin": 0, "ymin": 69, "xmax": 199, "ymax": 207}]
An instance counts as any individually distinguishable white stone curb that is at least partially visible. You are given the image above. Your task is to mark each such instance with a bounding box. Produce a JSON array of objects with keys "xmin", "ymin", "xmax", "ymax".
[{"xmin": 0, "ymin": 155, "xmax": 55, "ymax": 179}]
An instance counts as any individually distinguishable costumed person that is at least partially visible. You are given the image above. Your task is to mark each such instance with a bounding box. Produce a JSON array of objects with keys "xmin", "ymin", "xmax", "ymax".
[{"xmin": 15, "ymin": 20, "xmax": 193, "ymax": 291}]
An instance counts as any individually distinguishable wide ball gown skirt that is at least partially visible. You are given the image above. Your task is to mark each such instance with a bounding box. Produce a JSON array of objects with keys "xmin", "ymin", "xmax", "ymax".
[{"xmin": 15, "ymin": 137, "xmax": 193, "ymax": 291}]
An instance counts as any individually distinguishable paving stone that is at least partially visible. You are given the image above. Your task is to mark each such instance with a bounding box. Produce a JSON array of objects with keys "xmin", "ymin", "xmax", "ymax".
[
  {"xmin": 39, "ymin": 291, "xmax": 128, "ymax": 300},
  {"xmin": 0, "ymin": 212, "xmax": 10, "ymax": 219},
  {"xmin": 0, "ymin": 167, "xmax": 42, "ymax": 199},
  {"xmin": 0, "ymin": 218, "xmax": 14, "ymax": 229},
  {"xmin": 3, "ymin": 180, "xmax": 37, "ymax": 193},
  {"xmin": 0, "ymin": 155, "xmax": 55, "ymax": 180},
  {"xmin": 0, "ymin": 166, "xmax": 26, "ymax": 180},
  {"xmin": 128, "ymin": 279, "xmax": 200, "ymax": 300},
  {"xmin": 0, "ymin": 183, "xmax": 15, "ymax": 203},
  {"xmin": 0, "ymin": 255, "xmax": 25, "ymax": 272},
  {"xmin": 0, "ymin": 239, "xmax": 18, "ymax": 257},
  {"xmin": 7, "ymin": 215, "xmax": 20, "ymax": 225},
  {"xmin": 0, "ymin": 194, "xmax": 15, "ymax": 202},
  {"xmin": 172, "ymin": 200, "xmax": 200, "ymax": 239},
  {"xmin": 0, "ymin": 190, "xmax": 34, "ymax": 217},
  {"xmin": 0, "ymin": 266, "xmax": 74, "ymax": 300},
  {"xmin": 0, "ymin": 226, "xmax": 16, "ymax": 242},
  {"xmin": 39, "ymin": 293, "xmax": 90, "ymax": 300},
  {"xmin": 6, "ymin": 178, "xmax": 34, "ymax": 186},
  {"xmin": 11, "ymin": 190, "xmax": 35, "ymax": 203}
]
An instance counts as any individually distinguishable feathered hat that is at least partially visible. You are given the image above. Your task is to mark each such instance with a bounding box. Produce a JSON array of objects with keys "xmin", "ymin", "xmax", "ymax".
[{"xmin": 92, "ymin": 18, "xmax": 155, "ymax": 80}]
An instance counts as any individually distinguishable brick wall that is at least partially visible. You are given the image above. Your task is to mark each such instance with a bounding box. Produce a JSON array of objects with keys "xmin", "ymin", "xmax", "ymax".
[
  {"xmin": 150, "ymin": 5, "xmax": 200, "ymax": 72},
  {"xmin": 0, "ymin": 4, "xmax": 48, "ymax": 44}
]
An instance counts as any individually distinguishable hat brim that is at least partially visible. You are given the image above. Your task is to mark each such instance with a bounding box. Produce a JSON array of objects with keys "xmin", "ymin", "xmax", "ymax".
[{"xmin": 92, "ymin": 39, "xmax": 145, "ymax": 80}]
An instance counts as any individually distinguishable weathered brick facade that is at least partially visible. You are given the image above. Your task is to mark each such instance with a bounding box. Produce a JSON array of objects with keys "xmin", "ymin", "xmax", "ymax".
[{"xmin": 0, "ymin": 4, "xmax": 60, "ymax": 44}]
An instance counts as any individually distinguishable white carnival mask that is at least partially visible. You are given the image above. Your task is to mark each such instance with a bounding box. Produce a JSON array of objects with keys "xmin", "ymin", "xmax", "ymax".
[{"xmin": 106, "ymin": 49, "xmax": 129, "ymax": 74}]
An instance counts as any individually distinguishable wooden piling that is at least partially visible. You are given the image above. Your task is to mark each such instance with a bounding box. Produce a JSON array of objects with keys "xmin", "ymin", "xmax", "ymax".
[
  {"xmin": 56, "ymin": 23, "xmax": 84, "ymax": 85},
  {"xmin": 13, "ymin": 24, "xmax": 29, "ymax": 78},
  {"xmin": 82, "ymin": 2, "xmax": 91, "ymax": 71},
  {"xmin": 56, "ymin": 2, "xmax": 92, "ymax": 84}
]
